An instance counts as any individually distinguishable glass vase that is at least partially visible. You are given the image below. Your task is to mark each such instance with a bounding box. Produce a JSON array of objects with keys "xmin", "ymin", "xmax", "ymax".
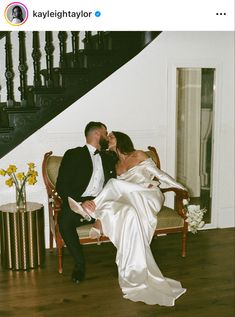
[{"xmin": 16, "ymin": 186, "xmax": 27, "ymax": 211}]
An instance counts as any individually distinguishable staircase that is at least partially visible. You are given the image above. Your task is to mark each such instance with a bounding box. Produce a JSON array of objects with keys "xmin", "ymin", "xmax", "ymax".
[{"xmin": 0, "ymin": 31, "xmax": 161, "ymax": 158}]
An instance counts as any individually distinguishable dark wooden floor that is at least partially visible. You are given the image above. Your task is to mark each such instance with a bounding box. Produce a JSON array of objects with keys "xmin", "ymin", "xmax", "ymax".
[{"xmin": 0, "ymin": 228, "xmax": 234, "ymax": 317}]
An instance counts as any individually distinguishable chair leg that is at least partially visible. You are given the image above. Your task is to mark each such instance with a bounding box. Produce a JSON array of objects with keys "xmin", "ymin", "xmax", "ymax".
[
  {"xmin": 58, "ymin": 246, "xmax": 63, "ymax": 274},
  {"xmin": 181, "ymin": 230, "xmax": 187, "ymax": 257}
]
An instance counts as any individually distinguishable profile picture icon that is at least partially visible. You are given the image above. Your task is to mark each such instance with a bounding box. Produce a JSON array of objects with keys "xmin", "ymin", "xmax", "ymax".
[{"xmin": 4, "ymin": 2, "xmax": 28, "ymax": 26}]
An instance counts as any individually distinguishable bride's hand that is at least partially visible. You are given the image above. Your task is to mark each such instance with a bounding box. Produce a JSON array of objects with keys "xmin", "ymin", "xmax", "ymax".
[{"xmin": 82, "ymin": 200, "xmax": 96, "ymax": 212}]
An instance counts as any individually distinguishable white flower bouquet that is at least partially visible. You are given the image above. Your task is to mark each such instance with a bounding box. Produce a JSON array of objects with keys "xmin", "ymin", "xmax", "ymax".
[{"xmin": 183, "ymin": 199, "xmax": 207, "ymax": 234}]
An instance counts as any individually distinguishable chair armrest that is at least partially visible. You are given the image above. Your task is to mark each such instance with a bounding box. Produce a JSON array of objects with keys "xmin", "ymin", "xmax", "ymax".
[
  {"xmin": 51, "ymin": 189, "xmax": 62, "ymax": 206},
  {"xmin": 161, "ymin": 187, "xmax": 189, "ymax": 198},
  {"xmin": 160, "ymin": 187, "xmax": 189, "ymax": 219},
  {"xmin": 48, "ymin": 190, "xmax": 62, "ymax": 225}
]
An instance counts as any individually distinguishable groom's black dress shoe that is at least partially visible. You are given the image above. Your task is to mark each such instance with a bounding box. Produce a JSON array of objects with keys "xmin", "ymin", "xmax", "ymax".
[{"xmin": 71, "ymin": 269, "xmax": 85, "ymax": 284}]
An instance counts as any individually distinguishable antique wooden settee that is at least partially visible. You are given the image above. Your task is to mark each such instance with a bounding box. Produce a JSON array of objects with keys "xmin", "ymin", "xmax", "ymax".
[{"xmin": 42, "ymin": 147, "xmax": 189, "ymax": 273}]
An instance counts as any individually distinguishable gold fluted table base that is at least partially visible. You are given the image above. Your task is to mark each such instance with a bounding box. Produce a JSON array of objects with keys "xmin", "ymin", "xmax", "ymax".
[{"xmin": 0, "ymin": 202, "xmax": 45, "ymax": 270}]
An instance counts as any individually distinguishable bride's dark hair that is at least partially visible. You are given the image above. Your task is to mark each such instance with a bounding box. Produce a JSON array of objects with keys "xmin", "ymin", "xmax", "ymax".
[{"xmin": 112, "ymin": 131, "xmax": 135, "ymax": 154}]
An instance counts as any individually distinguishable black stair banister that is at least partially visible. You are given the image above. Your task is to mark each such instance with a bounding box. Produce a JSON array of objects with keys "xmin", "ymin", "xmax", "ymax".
[
  {"xmin": 0, "ymin": 31, "xmax": 162, "ymax": 158},
  {"xmin": 18, "ymin": 31, "xmax": 28, "ymax": 107},
  {"xmin": 5, "ymin": 33, "xmax": 15, "ymax": 107},
  {"xmin": 71, "ymin": 31, "xmax": 79, "ymax": 68},
  {"xmin": 32, "ymin": 31, "xmax": 42, "ymax": 88},
  {"xmin": 44, "ymin": 31, "xmax": 55, "ymax": 88},
  {"xmin": 58, "ymin": 31, "xmax": 68, "ymax": 69}
]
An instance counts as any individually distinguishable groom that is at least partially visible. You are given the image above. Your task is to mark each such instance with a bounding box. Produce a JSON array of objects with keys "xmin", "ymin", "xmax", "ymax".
[{"xmin": 56, "ymin": 121, "xmax": 116, "ymax": 283}]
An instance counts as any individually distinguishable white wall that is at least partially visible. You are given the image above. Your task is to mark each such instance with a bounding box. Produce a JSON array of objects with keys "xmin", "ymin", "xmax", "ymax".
[{"xmin": 0, "ymin": 31, "xmax": 234, "ymax": 247}]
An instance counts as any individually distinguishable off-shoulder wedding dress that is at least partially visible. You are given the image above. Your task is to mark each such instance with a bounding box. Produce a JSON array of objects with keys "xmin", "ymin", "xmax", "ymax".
[{"xmin": 72, "ymin": 158, "xmax": 187, "ymax": 306}]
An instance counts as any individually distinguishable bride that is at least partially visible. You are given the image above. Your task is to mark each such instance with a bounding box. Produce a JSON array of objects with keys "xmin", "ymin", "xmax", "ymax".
[{"xmin": 69, "ymin": 131, "xmax": 188, "ymax": 306}]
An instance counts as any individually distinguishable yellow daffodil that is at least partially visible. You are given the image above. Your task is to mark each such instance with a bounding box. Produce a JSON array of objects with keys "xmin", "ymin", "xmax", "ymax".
[
  {"xmin": 28, "ymin": 170, "xmax": 38, "ymax": 177},
  {"xmin": 5, "ymin": 178, "xmax": 13, "ymax": 187},
  {"xmin": 27, "ymin": 163, "xmax": 35, "ymax": 170},
  {"xmin": 0, "ymin": 169, "xmax": 6, "ymax": 176},
  {"xmin": 16, "ymin": 173, "xmax": 25, "ymax": 181},
  {"xmin": 1, "ymin": 163, "xmax": 38, "ymax": 197},
  {"xmin": 27, "ymin": 177, "xmax": 37, "ymax": 185},
  {"xmin": 6, "ymin": 165, "xmax": 17, "ymax": 175}
]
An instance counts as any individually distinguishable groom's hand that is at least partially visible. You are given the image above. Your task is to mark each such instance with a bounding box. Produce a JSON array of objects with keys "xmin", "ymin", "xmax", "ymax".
[{"xmin": 82, "ymin": 200, "xmax": 96, "ymax": 212}]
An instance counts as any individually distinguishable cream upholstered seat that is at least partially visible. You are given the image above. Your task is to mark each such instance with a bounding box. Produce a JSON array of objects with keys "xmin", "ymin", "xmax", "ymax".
[
  {"xmin": 76, "ymin": 207, "xmax": 184, "ymax": 238},
  {"xmin": 42, "ymin": 147, "xmax": 188, "ymax": 274}
]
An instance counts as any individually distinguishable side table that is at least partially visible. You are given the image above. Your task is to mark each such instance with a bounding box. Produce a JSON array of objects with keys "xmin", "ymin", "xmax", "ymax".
[{"xmin": 0, "ymin": 202, "xmax": 45, "ymax": 270}]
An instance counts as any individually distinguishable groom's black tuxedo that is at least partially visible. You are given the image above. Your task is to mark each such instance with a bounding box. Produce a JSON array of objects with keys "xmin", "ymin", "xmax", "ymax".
[
  {"xmin": 56, "ymin": 145, "xmax": 116, "ymax": 208},
  {"xmin": 56, "ymin": 145, "xmax": 116, "ymax": 280}
]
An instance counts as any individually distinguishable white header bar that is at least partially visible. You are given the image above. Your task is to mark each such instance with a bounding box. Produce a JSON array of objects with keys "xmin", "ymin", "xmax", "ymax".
[{"xmin": 0, "ymin": 0, "xmax": 234, "ymax": 31}]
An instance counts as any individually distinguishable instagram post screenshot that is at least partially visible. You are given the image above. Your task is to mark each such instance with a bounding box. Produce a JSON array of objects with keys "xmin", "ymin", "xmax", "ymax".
[{"xmin": 0, "ymin": 0, "xmax": 234, "ymax": 316}]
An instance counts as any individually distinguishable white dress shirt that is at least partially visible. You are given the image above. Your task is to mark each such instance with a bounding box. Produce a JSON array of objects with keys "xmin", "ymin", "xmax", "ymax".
[{"xmin": 81, "ymin": 144, "xmax": 105, "ymax": 198}]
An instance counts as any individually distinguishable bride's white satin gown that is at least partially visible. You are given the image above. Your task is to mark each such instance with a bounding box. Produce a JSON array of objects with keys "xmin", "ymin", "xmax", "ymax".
[{"xmin": 92, "ymin": 158, "xmax": 186, "ymax": 306}]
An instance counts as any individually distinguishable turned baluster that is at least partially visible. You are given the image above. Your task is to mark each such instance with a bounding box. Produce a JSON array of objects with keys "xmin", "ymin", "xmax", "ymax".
[
  {"xmin": 58, "ymin": 31, "xmax": 68, "ymax": 69},
  {"xmin": 5, "ymin": 32, "xmax": 15, "ymax": 107},
  {"xmin": 71, "ymin": 31, "xmax": 79, "ymax": 68},
  {"xmin": 97, "ymin": 32, "xmax": 104, "ymax": 49},
  {"xmin": 44, "ymin": 31, "xmax": 54, "ymax": 87},
  {"xmin": 32, "ymin": 31, "xmax": 42, "ymax": 88},
  {"xmin": 18, "ymin": 31, "xmax": 28, "ymax": 107},
  {"xmin": 85, "ymin": 31, "xmax": 92, "ymax": 49}
]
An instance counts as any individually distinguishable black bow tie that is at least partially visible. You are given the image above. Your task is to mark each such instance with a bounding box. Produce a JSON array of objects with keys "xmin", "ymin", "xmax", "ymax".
[{"xmin": 94, "ymin": 149, "xmax": 101, "ymax": 155}]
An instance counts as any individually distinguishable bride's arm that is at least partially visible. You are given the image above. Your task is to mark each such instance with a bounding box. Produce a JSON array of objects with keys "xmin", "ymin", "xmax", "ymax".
[{"xmin": 146, "ymin": 159, "xmax": 187, "ymax": 191}]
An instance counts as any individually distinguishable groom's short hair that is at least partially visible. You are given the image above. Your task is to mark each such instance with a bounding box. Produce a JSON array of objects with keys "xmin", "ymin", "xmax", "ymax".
[{"xmin": 84, "ymin": 121, "xmax": 107, "ymax": 137}]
